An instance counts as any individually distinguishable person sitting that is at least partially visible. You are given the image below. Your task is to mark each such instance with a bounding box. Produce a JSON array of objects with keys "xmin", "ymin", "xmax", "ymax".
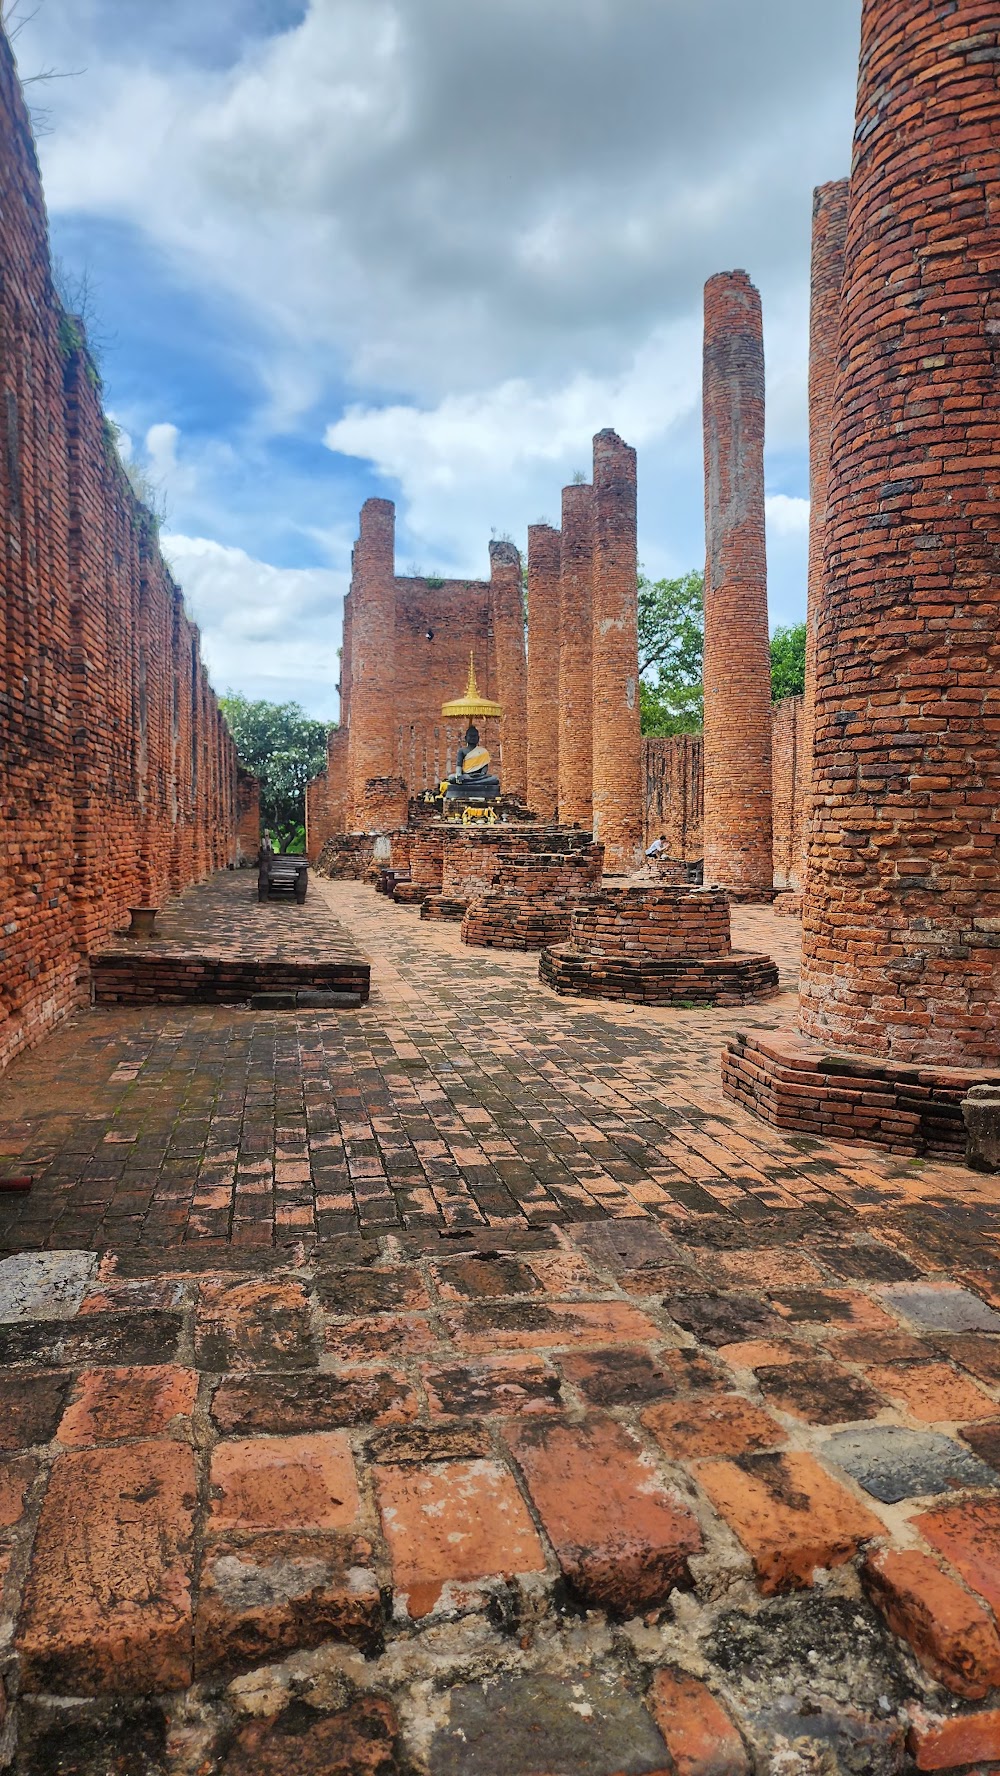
[
  {"xmin": 645, "ymin": 833, "xmax": 667, "ymax": 858},
  {"xmin": 443, "ymin": 725, "xmax": 500, "ymax": 800}
]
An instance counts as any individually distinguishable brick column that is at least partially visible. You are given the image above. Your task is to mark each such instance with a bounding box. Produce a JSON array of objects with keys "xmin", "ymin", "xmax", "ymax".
[
  {"xmin": 702, "ymin": 271, "xmax": 773, "ymax": 896},
  {"xmin": 558, "ymin": 483, "xmax": 594, "ymax": 830},
  {"xmin": 802, "ymin": 180, "xmax": 849, "ymax": 886},
  {"xmin": 800, "ymin": 0, "xmax": 1000, "ymax": 1065},
  {"xmin": 591, "ymin": 431, "xmax": 642, "ymax": 872},
  {"xmin": 349, "ymin": 499, "xmax": 396, "ymax": 825},
  {"xmin": 526, "ymin": 523, "xmax": 561, "ymax": 820},
  {"xmin": 489, "ymin": 540, "xmax": 528, "ymax": 801}
]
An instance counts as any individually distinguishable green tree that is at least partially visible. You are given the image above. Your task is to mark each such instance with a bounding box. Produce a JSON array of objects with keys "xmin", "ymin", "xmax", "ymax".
[
  {"xmin": 220, "ymin": 694, "xmax": 331, "ymax": 853},
  {"xmin": 637, "ymin": 569, "xmax": 704, "ymax": 736},
  {"xmin": 769, "ymin": 622, "xmax": 807, "ymax": 702}
]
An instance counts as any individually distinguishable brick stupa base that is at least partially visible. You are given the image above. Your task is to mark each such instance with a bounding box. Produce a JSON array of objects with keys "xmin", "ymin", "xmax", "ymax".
[
  {"xmin": 722, "ymin": 1028, "xmax": 1000, "ymax": 1161},
  {"xmin": 462, "ymin": 894, "xmax": 576, "ymax": 951},
  {"xmin": 539, "ymin": 887, "xmax": 779, "ymax": 1008}
]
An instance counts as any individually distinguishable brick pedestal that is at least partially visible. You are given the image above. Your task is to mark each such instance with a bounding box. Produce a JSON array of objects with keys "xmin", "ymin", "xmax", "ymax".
[
  {"xmin": 540, "ymin": 888, "xmax": 778, "ymax": 1007},
  {"xmin": 461, "ymin": 842, "xmax": 604, "ymax": 951},
  {"xmin": 424, "ymin": 826, "xmax": 596, "ymax": 924},
  {"xmin": 702, "ymin": 272, "xmax": 773, "ymax": 898},
  {"xmin": 394, "ymin": 828, "xmax": 445, "ymax": 906}
]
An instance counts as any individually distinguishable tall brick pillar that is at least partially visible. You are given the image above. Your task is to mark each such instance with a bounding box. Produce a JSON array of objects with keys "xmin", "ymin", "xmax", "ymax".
[
  {"xmin": 489, "ymin": 540, "xmax": 528, "ymax": 801},
  {"xmin": 800, "ymin": 0, "xmax": 1000, "ymax": 1065},
  {"xmin": 802, "ymin": 181, "xmax": 849, "ymax": 886},
  {"xmin": 591, "ymin": 431, "xmax": 642, "ymax": 872},
  {"xmin": 702, "ymin": 271, "xmax": 773, "ymax": 896},
  {"xmin": 350, "ymin": 499, "xmax": 396, "ymax": 825},
  {"xmin": 526, "ymin": 523, "xmax": 561, "ymax": 820},
  {"xmin": 558, "ymin": 483, "xmax": 594, "ymax": 830}
]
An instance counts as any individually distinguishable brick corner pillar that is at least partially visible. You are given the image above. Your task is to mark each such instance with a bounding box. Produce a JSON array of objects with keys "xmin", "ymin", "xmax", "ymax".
[
  {"xmin": 591, "ymin": 431, "xmax": 642, "ymax": 872},
  {"xmin": 802, "ymin": 179, "xmax": 849, "ymax": 888},
  {"xmin": 489, "ymin": 539, "xmax": 528, "ymax": 802},
  {"xmin": 350, "ymin": 499, "xmax": 396, "ymax": 827},
  {"xmin": 702, "ymin": 270, "xmax": 773, "ymax": 896},
  {"xmin": 526, "ymin": 523, "xmax": 561, "ymax": 820},
  {"xmin": 800, "ymin": 0, "xmax": 1000, "ymax": 1066},
  {"xmin": 558, "ymin": 483, "xmax": 594, "ymax": 830}
]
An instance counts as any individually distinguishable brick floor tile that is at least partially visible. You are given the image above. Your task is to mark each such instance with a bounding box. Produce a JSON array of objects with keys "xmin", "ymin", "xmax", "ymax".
[
  {"xmin": 561, "ymin": 1345, "xmax": 729, "ymax": 1407},
  {"xmin": 956, "ymin": 1419, "xmax": 1000, "ymax": 1469},
  {"xmin": 694, "ymin": 1452, "xmax": 882, "ymax": 1594},
  {"xmin": 915, "ymin": 1498, "xmax": 1000, "ymax": 1615},
  {"xmin": 0, "ymin": 1311, "xmax": 182, "ymax": 1371},
  {"xmin": 863, "ymin": 1549, "xmax": 1000, "ymax": 1699},
  {"xmin": 864, "ymin": 1361, "xmax": 997, "ymax": 1424},
  {"xmin": 195, "ymin": 1532, "xmax": 382, "ymax": 1677},
  {"xmin": 428, "ymin": 1671, "xmax": 672, "ymax": 1776},
  {"xmin": 643, "ymin": 1396, "xmax": 784, "ymax": 1462},
  {"xmin": 716, "ymin": 1338, "xmax": 809, "ymax": 1370},
  {"xmin": 754, "ymin": 1359, "xmax": 886, "ymax": 1425},
  {"xmin": 0, "ymin": 1455, "xmax": 36, "ymax": 1530},
  {"xmin": 0, "ymin": 1373, "xmax": 71, "ymax": 1450},
  {"xmin": 879, "ymin": 1284, "xmax": 1000, "ymax": 1336},
  {"xmin": 666, "ymin": 1292, "xmax": 787, "ymax": 1348},
  {"xmin": 646, "ymin": 1668, "xmax": 750, "ymax": 1775},
  {"xmin": 906, "ymin": 1705, "xmax": 1000, "ymax": 1771},
  {"xmin": 705, "ymin": 1249, "xmax": 824, "ymax": 1291},
  {"xmin": 316, "ymin": 1265, "xmax": 429, "ymax": 1315},
  {"xmin": 211, "ymin": 1370, "xmax": 418, "ymax": 1435},
  {"xmin": 323, "ymin": 1313, "xmax": 438, "ymax": 1362},
  {"xmin": 209, "ymin": 1433, "xmax": 360, "ymax": 1534},
  {"xmin": 446, "ymin": 1300, "xmax": 664, "ymax": 1354},
  {"xmin": 375, "ymin": 1459, "xmax": 547, "ymax": 1619},
  {"xmin": 504, "ymin": 1414, "xmax": 701, "ymax": 1614},
  {"xmin": 57, "ymin": 1366, "xmax": 198, "ymax": 1445},
  {"xmin": 423, "ymin": 1356, "xmax": 562, "ymax": 1417},
  {"xmin": 932, "ymin": 1335, "xmax": 1000, "ymax": 1386},
  {"xmin": 195, "ymin": 1278, "xmax": 316, "ymax": 1371},
  {"xmin": 220, "ymin": 1696, "xmax": 404, "ymax": 1775},
  {"xmin": 431, "ymin": 1255, "xmax": 541, "ymax": 1301},
  {"xmin": 768, "ymin": 1288, "xmax": 895, "ymax": 1330},
  {"xmin": 16, "ymin": 1441, "xmax": 196, "ymax": 1692},
  {"xmin": 822, "ymin": 1426, "xmax": 999, "ymax": 1504}
]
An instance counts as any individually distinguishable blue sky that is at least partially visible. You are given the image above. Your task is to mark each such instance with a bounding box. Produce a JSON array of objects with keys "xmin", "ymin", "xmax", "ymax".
[{"xmin": 12, "ymin": 0, "xmax": 862, "ymax": 719}]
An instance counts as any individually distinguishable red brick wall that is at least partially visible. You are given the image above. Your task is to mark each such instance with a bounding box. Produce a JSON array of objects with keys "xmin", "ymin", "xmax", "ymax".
[
  {"xmin": 771, "ymin": 695, "xmax": 805, "ymax": 892},
  {"xmin": 643, "ymin": 736, "xmax": 703, "ymax": 860},
  {"xmin": 235, "ymin": 769, "xmax": 260, "ymax": 864},
  {"xmin": 392, "ymin": 574, "xmax": 500, "ymax": 792},
  {"xmin": 800, "ymin": 0, "xmax": 1000, "ymax": 1065},
  {"xmin": 803, "ymin": 181, "xmax": 848, "ymax": 887},
  {"xmin": 526, "ymin": 524, "xmax": 560, "ymax": 819},
  {"xmin": 557, "ymin": 483, "xmax": 594, "ymax": 829},
  {"xmin": 591, "ymin": 432, "xmax": 643, "ymax": 871},
  {"xmin": 0, "ymin": 29, "xmax": 238, "ymax": 1070},
  {"xmin": 702, "ymin": 272, "xmax": 773, "ymax": 894}
]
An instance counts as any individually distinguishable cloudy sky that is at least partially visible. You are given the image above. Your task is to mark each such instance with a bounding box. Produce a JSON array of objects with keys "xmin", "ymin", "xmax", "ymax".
[{"xmin": 11, "ymin": 0, "xmax": 862, "ymax": 719}]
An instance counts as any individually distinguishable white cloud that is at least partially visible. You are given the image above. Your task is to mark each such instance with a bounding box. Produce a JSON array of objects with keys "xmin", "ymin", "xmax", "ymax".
[{"xmin": 766, "ymin": 494, "xmax": 810, "ymax": 537}]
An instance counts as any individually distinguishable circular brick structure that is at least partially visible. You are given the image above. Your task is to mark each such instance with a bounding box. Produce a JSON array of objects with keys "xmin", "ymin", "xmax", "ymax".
[
  {"xmin": 540, "ymin": 887, "xmax": 779, "ymax": 1006},
  {"xmin": 393, "ymin": 827, "xmax": 444, "ymax": 905},
  {"xmin": 702, "ymin": 273, "xmax": 774, "ymax": 897},
  {"xmin": 423, "ymin": 826, "xmax": 598, "ymax": 922},
  {"xmin": 800, "ymin": 0, "xmax": 1000, "ymax": 1065},
  {"xmin": 461, "ymin": 842, "xmax": 605, "ymax": 950}
]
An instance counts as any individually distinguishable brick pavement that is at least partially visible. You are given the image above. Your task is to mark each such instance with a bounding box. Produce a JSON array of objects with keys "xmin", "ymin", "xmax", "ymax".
[{"xmin": 1, "ymin": 882, "xmax": 1000, "ymax": 1769}]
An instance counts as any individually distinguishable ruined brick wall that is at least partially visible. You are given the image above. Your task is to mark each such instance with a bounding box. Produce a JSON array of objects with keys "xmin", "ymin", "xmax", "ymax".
[
  {"xmin": 642, "ymin": 737, "xmax": 703, "ymax": 860},
  {"xmin": 0, "ymin": 27, "xmax": 237, "ymax": 1069},
  {"xmin": 526, "ymin": 525, "xmax": 560, "ymax": 820},
  {"xmin": 568, "ymin": 888, "xmax": 732, "ymax": 959},
  {"xmin": 803, "ymin": 181, "xmax": 849, "ymax": 886},
  {"xmin": 235, "ymin": 769, "xmax": 260, "ymax": 864},
  {"xmin": 591, "ymin": 433, "xmax": 643, "ymax": 871},
  {"xmin": 702, "ymin": 272, "xmax": 773, "ymax": 894},
  {"xmin": 392, "ymin": 575, "xmax": 499, "ymax": 793},
  {"xmin": 800, "ymin": 0, "xmax": 1000, "ymax": 1064},
  {"xmin": 771, "ymin": 695, "xmax": 805, "ymax": 892}
]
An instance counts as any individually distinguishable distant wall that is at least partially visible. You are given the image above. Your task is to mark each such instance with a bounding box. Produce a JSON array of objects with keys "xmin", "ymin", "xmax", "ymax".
[
  {"xmin": 771, "ymin": 693, "xmax": 806, "ymax": 891},
  {"xmin": 0, "ymin": 26, "xmax": 239, "ymax": 1069}
]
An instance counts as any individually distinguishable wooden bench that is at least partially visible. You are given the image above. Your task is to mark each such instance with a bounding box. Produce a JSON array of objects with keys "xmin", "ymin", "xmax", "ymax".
[{"xmin": 258, "ymin": 851, "xmax": 308, "ymax": 904}]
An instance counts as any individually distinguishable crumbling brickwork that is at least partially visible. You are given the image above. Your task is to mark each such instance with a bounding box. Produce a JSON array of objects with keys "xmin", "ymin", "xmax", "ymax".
[
  {"xmin": 235, "ymin": 769, "xmax": 261, "ymax": 864},
  {"xmin": 0, "ymin": 30, "xmax": 238, "ymax": 1071},
  {"xmin": 591, "ymin": 432, "xmax": 643, "ymax": 871},
  {"xmin": 526, "ymin": 524, "xmax": 561, "ymax": 820},
  {"xmin": 557, "ymin": 483, "xmax": 594, "ymax": 829},
  {"xmin": 702, "ymin": 272, "xmax": 773, "ymax": 895},
  {"xmin": 800, "ymin": 0, "xmax": 1000, "ymax": 1065},
  {"xmin": 643, "ymin": 737, "xmax": 703, "ymax": 861},
  {"xmin": 803, "ymin": 180, "xmax": 849, "ymax": 886},
  {"xmin": 771, "ymin": 694, "xmax": 806, "ymax": 892}
]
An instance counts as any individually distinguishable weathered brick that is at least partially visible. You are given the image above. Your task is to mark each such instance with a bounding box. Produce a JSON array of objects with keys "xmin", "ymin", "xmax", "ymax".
[
  {"xmin": 209, "ymin": 1434, "xmax": 360, "ymax": 1535},
  {"xmin": 863, "ymin": 1548, "xmax": 1000, "ymax": 1699},
  {"xmin": 915, "ymin": 1497, "xmax": 1000, "ymax": 1615},
  {"xmin": 195, "ymin": 1532, "xmax": 382, "ymax": 1677},
  {"xmin": 374, "ymin": 1458, "xmax": 547, "ymax": 1619},
  {"xmin": 906, "ymin": 1704, "xmax": 1000, "ymax": 1772},
  {"xmin": 643, "ymin": 1396, "xmax": 783, "ymax": 1462},
  {"xmin": 57, "ymin": 1366, "xmax": 197, "ymax": 1445},
  {"xmin": 646, "ymin": 1668, "xmax": 749, "ymax": 1776},
  {"xmin": 695, "ymin": 1451, "xmax": 882, "ymax": 1593}
]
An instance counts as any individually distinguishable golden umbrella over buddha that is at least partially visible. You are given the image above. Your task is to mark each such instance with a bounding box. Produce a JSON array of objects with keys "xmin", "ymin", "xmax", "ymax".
[{"xmin": 440, "ymin": 656, "xmax": 502, "ymax": 804}]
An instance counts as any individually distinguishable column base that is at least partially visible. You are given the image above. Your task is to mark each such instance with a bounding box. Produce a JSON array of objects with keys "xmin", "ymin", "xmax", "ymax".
[
  {"xmin": 721, "ymin": 1028, "xmax": 1000, "ymax": 1161},
  {"xmin": 420, "ymin": 895, "xmax": 469, "ymax": 923},
  {"xmin": 393, "ymin": 882, "xmax": 434, "ymax": 906},
  {"xmin": 462, "ymin": 894, "xmax": 574, "ymax": 951},
  {"xmin": 540, "ymin": 946, "xmax": 779, "ymax": 1007}
]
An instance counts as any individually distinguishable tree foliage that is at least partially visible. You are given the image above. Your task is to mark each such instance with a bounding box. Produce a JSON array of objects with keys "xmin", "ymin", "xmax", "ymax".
[
  {"xmin": 220, "ymin": 694, "xmax": 331, "ymax": 852},
  {"xmin": 637, "ymin": 571, "xmax": 807, "ymax": 734}
]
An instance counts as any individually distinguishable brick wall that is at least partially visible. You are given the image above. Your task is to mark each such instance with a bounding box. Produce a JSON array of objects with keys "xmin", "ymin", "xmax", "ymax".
[
  {"xmin": 800, "ymin": 0, "xmax": 1000, "ymax": 1065},
  {"xmin": 0, "ymin": 28, "xmax": 238, "ymax": 1070},
  {"xmin": 702, "ymin": 272, "xmax": 774, "ymax": 894},
  {"xmin": 771, "ymin": 695, "xmax": 805, "ymax": 891},
  {"xmin": 235, "ymin": 769, "xmax": 260, "ymax": 864}
]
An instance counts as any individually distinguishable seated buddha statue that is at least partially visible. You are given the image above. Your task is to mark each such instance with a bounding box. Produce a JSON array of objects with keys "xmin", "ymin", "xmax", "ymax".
[{"xmin": 443, "ymin": 724, "xmax": 500, "ymax": 801}]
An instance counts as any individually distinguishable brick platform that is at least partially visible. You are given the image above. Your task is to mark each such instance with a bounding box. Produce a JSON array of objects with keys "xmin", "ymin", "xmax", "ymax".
[
  {"xmin": 91, "ymin": 874, "xmax": 371, "ymax": 1007},
  {"xmin": 722, "ymin": 1027, "xmax": 1000, "ymax": 1160},
  {"xmin": 539, "ymin": 887, "xmax": 779, "ymax": 1007},
  {"xmin": 461, "ymin": 895, "xmax": 575, "ymax": 951}
]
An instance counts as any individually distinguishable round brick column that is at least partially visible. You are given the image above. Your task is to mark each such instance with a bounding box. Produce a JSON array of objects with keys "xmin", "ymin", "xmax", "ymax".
[
  {"xmin": 591, "ymin": 430, "xmax": 643, "ymax": 873},
  {"xmin": 526, "ymin": 523, "xmax": 561, "ymax": 820},
  {"xmin": 702, "ymin": 272, "xmax": 773, "ymax": 895},
  {"xmin": 489, "ymin": 540, "xmax": 528, "ymax": 801},
  {"xmin": 557, "ymin": 483, "xmax": 594, "ymax": 830},
  {"xmin": 800, "ymin": 0, "xmax": 1000, "ymax": 1064},
  {"xmin": 349, "ymin": 500, "xmax": 396, "ymax": 826},
  {"xmin": 802, "ymin": 181, "xmax": 849, "ymax": 887}
]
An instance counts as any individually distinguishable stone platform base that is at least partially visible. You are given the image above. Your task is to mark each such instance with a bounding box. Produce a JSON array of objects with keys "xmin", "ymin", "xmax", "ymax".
[
  {"xmin": 462, "ymin": 894, "xmax": 574, "ymax": 951},
  {"xmin": 393, "ymin": 882, "xmax": 431, "ymax": 906},
  {"xmin": 721, "ymin": 1028, "xmax": 1000, "ymax": 1160},
  {"xmin": 92, "ymin": 953, "xmax": 371, "ymax": 1007},
  {"xmin": 421, "ymin": 896, "xmax": 469, "ymax": 923},
  {"xmin": 540, "ymin": 946, "xmax": 779, "ymax": 1007}
]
